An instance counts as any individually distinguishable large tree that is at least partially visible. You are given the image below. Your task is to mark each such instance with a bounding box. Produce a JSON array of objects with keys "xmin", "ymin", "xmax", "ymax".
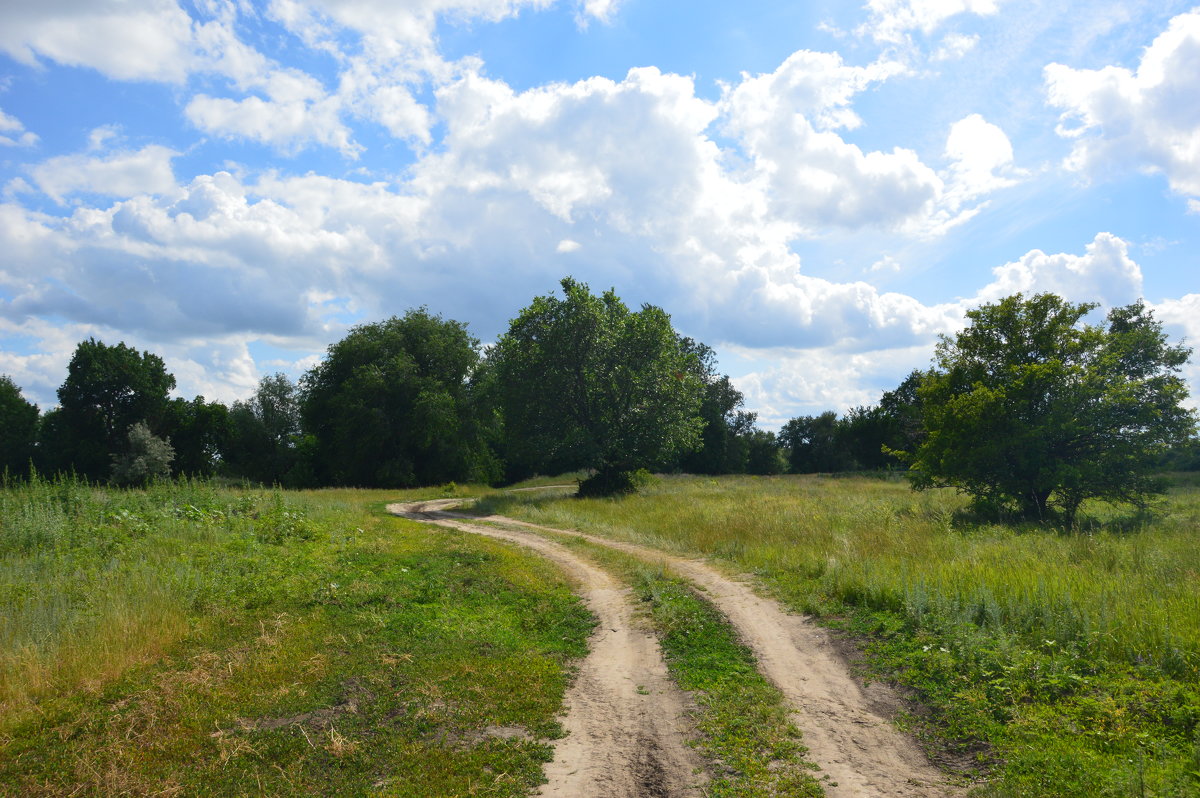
[
  {"xmin": 55, "ymin": 339, "xmax": 176, "ymax": 480},
  {"xmin": 495, "ymin": 277, "xmax": 704, "ymax": 496},
  {"xmin": 301, "ymin": 309, "xmax": 497, "ymax": 487},
  {"xmin": 906, "ymin": 293, "xmax": 1195, "ymax": 522},
  {"xmin": 676, "ymin": 339, "xmax": 757, "ymax": 475},
  {"xmin": 779, "ymin": 411, "xmax": 853, "ymax": 473},
  {"xmin": 0, "ymin": 376, "xmax": 39, "ymax": 479},
  {"xmin": 224, "ymin": 374, "xmax": 307, "ymax": 486}
]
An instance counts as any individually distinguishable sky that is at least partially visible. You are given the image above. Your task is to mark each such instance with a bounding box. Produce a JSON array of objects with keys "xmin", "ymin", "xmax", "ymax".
[{"xmin": 0, "ymin": 0, "xmax": 1197, "ymax": 428}]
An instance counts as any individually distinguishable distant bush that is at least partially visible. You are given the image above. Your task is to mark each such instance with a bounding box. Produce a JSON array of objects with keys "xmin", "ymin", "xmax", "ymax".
[{"xmin": 110, "ymin": 422, "xmax": 174, "ymax": 486}]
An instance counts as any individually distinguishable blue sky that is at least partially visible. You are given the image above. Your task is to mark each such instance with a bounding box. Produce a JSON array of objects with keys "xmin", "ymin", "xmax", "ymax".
[{"xmin": 1, "ymin": 0, "xmax": 1197, "ymax": 427}]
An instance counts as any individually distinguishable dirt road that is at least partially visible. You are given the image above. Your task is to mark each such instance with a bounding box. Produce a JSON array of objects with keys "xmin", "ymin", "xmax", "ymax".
[
  {"xmin": 390, "ymin": 499, "xmax": 962, "ymax": 797},
  {"xmin": 389, "ymin": 500, "xmax": 706, "ymax": 798}
]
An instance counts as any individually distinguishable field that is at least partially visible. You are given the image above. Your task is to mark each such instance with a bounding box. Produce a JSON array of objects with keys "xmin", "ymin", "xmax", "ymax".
[
  {"xmin": 480, "ymin": 473, "xmax": 1200, "ymax": 796},
  {"xmin": 3, "ymin": 473, "xmax": 1199, "ymax": 796},
  {"xmin": 0, "ymin": 477, "xmax": 593, "ymax": 796}
]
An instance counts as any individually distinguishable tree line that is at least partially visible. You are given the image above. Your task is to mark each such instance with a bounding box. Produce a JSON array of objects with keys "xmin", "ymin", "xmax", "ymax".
[{"xmin": 2, "ymin": 281, "xmax": 1196, "ymax": 517}]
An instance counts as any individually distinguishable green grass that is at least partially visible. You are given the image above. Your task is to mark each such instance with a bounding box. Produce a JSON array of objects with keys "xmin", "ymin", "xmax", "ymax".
[
  {"xmin": 0, "ymin": 476, "xmax": 594, "ymax": 796},
  {"xmin": 477, "ymin": 474, "xmax": 1200, "ymax": 797},
  {"xmin": 508, "ymin": 529, "xmax": 826, "ymax": 796}
]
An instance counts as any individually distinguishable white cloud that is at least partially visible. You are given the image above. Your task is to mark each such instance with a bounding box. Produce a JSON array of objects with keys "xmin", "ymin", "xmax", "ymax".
[
  {"xmin": 932, "ymin": 32, "xmax": 979, "ymax": 61},
  {"xmin": 27, "ymin": 143, "xmax": 179, "ymax": 203},
  {"xmin": 1046, "ymin": 8, "xmax": 1200, "ymax": 201},
  {"xmin": 861, "ymin": 0, "xmax": 1004, "ymax": 44},
  {"xmin": 186, "ymin": 92, "xmax": 359, "ymax": 157},
  {"xmin": 0, "ymin": 108, "xmax": 38, "ymax": 147},
  {"xmin": 942, "ymin": 113, "xmax": 1022, "ymax": 207},
  {"xmin": 870, "ymin": 255, "xmax": 902, "ymax": 272},
  {"xmin": 556, "ymin": 238, "xmax": 582, "ymax": 253},
  {"xmin": 0, "ymin": 0, "xmax": 198, "ymax": 82},
  {"xmin": 973, "ymin": 232, "xmax": 1143, "ymax": 308}
]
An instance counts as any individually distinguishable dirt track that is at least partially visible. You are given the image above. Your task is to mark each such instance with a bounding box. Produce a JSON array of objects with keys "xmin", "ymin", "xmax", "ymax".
[
  {"xmin": 388, "ymin": 500, "xmax": 706, "ymax": 797},
  {"xmin": 389, "ymin": 498, "xmax": 962, "ymax": 797}
]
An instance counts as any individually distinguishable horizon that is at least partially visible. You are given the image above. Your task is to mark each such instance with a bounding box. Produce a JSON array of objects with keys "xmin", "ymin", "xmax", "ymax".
[{"xmin": 1, "ymin": 0, "xmax": 1197, "ymax": 429}]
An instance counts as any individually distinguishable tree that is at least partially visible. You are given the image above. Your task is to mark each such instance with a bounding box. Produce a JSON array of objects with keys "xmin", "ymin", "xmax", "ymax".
[
  {"xmin": 224, "ymin": 374, "xmax": 305, "ymax": 485},
  {"xmin": 110, "ymin": 422, "xmax": 174, "ymax": 486},
  {"xmin": 495, "ymin": 277, "xmax": 704, "ymax": 496},
  {"xmin": 745, "ymin": 430, "xmax": 785, "ymax": 475},
  {"xmin": 906, "ymin": 293, "xmax": 1195, "ymax": 523},
  {"xmin": 163, "ymin": 396, "xmax": 230, "ymax": 476},
  {"xmin": 779, "ymin": 411, "xmax": 852, "ymax": 473},
  {"xmin": 301, "ymin": 310, "xmax": 498, "ymax": 487},
  {"xmin": 55, "ymin": 339, "xmax": 176, "ymax": 480},
  {"xmin": 676, "ymin": 339, "xmax": 756, "ymax": 474},
  {"xmin": 0, "ymin": 376, "xmax": 39, "ymax": 479}
]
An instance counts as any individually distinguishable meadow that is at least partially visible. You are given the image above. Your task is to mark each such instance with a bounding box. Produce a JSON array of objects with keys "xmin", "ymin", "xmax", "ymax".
[
  {"xmin": 5, "ymin": 472, "xmax": 1200, "ymax": 796},
  {"xmin": 478, "ymin": 473, "xmax": 1200, "ymax": 797},
  {"xmin": 0, "ymin": 477, "xmax": 593, "ymax": 796}
]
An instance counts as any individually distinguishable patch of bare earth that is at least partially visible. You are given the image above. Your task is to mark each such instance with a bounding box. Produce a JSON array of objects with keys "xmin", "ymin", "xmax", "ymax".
[
  {"xmin": 387, "ymin": 501, "xmax": 706, "ymax": 798},
  {"xmin": 416, "ymin": 500, "xmax": 966, "ymax": 798}
]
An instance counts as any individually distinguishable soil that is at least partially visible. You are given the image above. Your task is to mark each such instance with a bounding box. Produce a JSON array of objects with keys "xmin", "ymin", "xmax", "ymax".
[
  {"xmin": 389, "ymin": 498, "xmax": 964, "ymax": 797},
  {"xmin": 388, "ymin": 500, "xmax": 707, "ymax": 798}
]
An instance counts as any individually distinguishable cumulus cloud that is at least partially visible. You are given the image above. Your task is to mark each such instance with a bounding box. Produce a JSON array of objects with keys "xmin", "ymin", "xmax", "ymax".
[
  {"xmin": 1046, "ymin": 8, "xmax": 1200, "ymax": 202},
  {"xmin": 932, "ymin": 32, "xmax": 979, "ymax": 60},
  {"xmin": 27, "ymin": 142, "xmax": 179, "ymax": 203},
  {"xmin": 0, "ymin": 108, "xmax": 38, "ymax": 148},
  {"xmin": 941, "ymin": 113, "xmax": 1022, "ymax": 208},
  {"xmin": 973, "ymin": 231, "xmax": 1144, "ymax": 308}
]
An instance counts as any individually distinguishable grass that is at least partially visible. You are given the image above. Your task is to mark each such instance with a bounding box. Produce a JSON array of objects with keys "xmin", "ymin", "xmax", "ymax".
[
  {"xmin": 501, "ymin": 527, "xmax": 827, "ymax": 796},
  {"xmin": 477, "ymin": 473, "xmax": 1200, "ymax": 797},
  {"xmin": 0, "ymin": 476, "xmax": 593, "ymax": 796}
]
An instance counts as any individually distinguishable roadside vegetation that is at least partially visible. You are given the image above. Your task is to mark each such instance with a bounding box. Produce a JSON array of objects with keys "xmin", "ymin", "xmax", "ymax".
[
  {"xmin": 0, "ymin": 476, "xmax": 593, "ymax": 796},
  {"xmin": 480, "ymin": 474, "xmax": 1200, "ymax": 796}
]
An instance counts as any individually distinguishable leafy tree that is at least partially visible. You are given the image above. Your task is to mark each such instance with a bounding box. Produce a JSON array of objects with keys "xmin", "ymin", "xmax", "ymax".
[
  {"xmin": 301, "ymin": 310, "xmax": 498, "ymax": 487},
  {"xmin": 163, "ymin": 396, "xmax": 230, "ymax": 476},
  {"xmin": 779, "ymin": 411, "xmax": 853, "ymax": 473},
  {"xmin": 55, "ymin": 339, "xmax": 176, "ymax": 480},
  {"xmin": 0, "ymin": 376, "xmax": 39, "ymax": 479},
  {"xmin": 745, "ymin": 430, "xmax": 785, "ymax": 475},
  {"xmin": 906, "ymin": 293, "xmax": 1195, "ymax": 523},
  {"xmin": 495, "ymin": 277, "xmax": 704, "ymax": 496},
  {"xmin": 676, "ymin": 339, "xmax": 756, "ymax": 474},
  {"xmin": 110, "ymin": 421, "xmax": 175, "ymax": 486},
  {"xmin": 224, "ymin": 374, "xmax": 305, "ymax": 485}
]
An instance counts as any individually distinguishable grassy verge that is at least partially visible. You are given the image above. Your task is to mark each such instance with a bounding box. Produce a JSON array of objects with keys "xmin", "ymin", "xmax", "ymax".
[
  {"xmin": 482, "ymin": 521, "xmax": 826, "ymax": 797},
  {"xmin": 478, "ymin": 474, "xmax": 1200, "ymax": 797},
  {"xmin": 1, "ymin": 476, "xmax": 593, "ymax": 796}
]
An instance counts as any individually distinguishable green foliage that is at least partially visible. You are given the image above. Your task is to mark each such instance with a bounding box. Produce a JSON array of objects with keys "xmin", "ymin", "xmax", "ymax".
[
  {"xmin": 110, "ymin": 421, "xmax": 175, "ymax": 486},
  {"xmin": 906, "ymin": 294, "xmax": 1196, "ymax": 522},
  {"xmin": 496, "ymin": 473, "xmax": 1200, "ymax": 795},
  {"xmin": 495, "ymin": 277, "xmax": 704, "ymax": 494},
  {"xmin": 0, "ymin": 479, "xmax": 593, "ymax": 796},
  {"xmin": 745, "ymin": 430, "xmax": 785, "ymax": 475},
  {"xmin": 222, "ymin": 373, "xmax": 308, "ymax": 486},
  {"xmin": 301, "ymin": 309, "xmax": 498, "ymax": 487},
  {"xmin": 0, "ymin": 376, "xmax": 38, "ymax": 479},
  {"xmin": 780, "ymin": 411, "xmax": 852, "ymax": 473},
  {"xmin": 675, "ymin": 339, "xmax": 758, "ymax": 475},
  {"xmin": 162, "ymin": 395, "xmax": 229, "ymax": 477},
  {"xmin": 53, "ymin": 338, "xmax": 176, "ymax": 480}
]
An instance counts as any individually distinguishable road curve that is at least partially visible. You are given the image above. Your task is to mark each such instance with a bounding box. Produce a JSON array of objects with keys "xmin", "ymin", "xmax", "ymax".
[
  {"xmin": 388, "ymin": 500, "xmax": 706, "ymax": 798},
  {"xmin": 402, "ymin": 498, "xmax": 965, "ymax": 798}
]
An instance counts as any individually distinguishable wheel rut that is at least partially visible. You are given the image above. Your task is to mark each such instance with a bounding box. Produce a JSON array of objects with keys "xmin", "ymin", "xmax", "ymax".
[
  {"xmin": 387, "ymin": 501, "xmax": 705, "ymax": 798},
  {"xmin": 395, "ymin": 498, "xmax": 965, "ymax": 798}
]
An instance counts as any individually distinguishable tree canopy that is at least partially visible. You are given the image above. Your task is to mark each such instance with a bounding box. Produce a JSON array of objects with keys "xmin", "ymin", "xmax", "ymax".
[
  {"xmin": 301, "ymin": 309, "xmax": 498, "ymax": 487},
  {"xmin": 0, "ymin": 376, "xmax": 38, "ymax": 479},
  {"xmin": 494, "ymin": 277, "xmax": 704, "ymax": 495},
  {"xmin": 905, "ymin": 293, "xmax": 1195, "ymax": 522},
  {"xmin": 54, "ymin": 339, "xmax": 176, "ymax": 480}
]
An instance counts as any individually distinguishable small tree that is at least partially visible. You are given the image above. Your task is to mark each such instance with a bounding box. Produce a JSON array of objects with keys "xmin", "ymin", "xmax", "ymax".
[
  {"xmin": 111, "ymin": 422, "xmax": 174, "ymax": 486},
  {"xmin": 906, "ymin": 293, "xmax": 1195, "ymax": 523},
  {"xmin": 495, "ymin": 277, "xmax": 704, "ymax": 496},
  {"xmin": 0, "ymin": 376, "xmax": 39, "ymax": 479}
]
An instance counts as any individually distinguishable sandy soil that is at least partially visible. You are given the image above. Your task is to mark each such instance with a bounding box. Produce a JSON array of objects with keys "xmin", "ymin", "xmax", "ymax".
[{"xmin": 388, "ymin": 500, "xmax": 707, "ymax": 798}]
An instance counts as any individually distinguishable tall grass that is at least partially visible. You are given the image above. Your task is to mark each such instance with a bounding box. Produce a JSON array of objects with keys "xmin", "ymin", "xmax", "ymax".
[{"xmin": 481, "ymin": 474, "xmax": 1200, "ymax": 795}]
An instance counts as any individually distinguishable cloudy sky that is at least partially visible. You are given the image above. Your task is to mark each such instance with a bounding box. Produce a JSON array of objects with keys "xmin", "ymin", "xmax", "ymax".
[{"xmin": 1, "ymin": 0, "xmax": 1197, "ymax": 427}]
